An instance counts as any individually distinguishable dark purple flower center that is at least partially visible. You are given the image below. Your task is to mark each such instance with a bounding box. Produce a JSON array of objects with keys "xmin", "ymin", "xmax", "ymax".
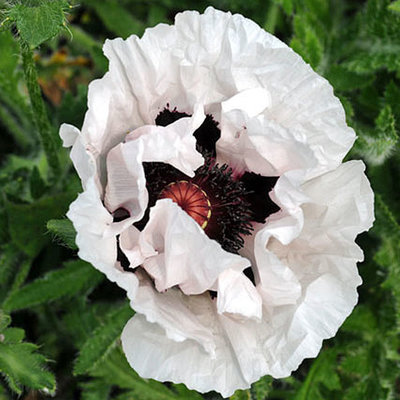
[
  {"xmin": 123, "ymin": 106, "xmax": 279, "ymax": 255},
  {"xmin": 113, "ymin": 106, "xmax": 280, "ymax": 268}
]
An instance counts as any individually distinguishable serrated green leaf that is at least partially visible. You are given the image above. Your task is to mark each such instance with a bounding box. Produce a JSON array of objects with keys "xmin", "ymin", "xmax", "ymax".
[
  {"xmin": 3, "ymin": 260, "xmax": 103, "ymax": 312},
  {"xmin": 171, "ymin": 383, "xmax": 203, "ymax": 400},
  {"xmin": 84, "ymin": 0, "xmax": 144, "ymax": 38},
  {"xmin": 9, "ymin": 0, "xmax": 70, "ymax": 47},
  {"xmin": 375, "ymin": 238, "xmax": 400, "ymax": 331},
  {"xmin": 47, "ymin": 218, "xmax": 77, "ymax": 250},
  {"xmin": 344, "ymin": 45, "xmax": 400, "ymax": 74},
  {"xmin": 2, "ymin": 327, "xmax": 25, "ymax": 344},
  {"xmin": 293, "ymin": 349, "xmax": 341, "ymax": 400},
  {"xmin": 29, "ymin": 166, "xmax": 47, "ymax": 199},
  {"xmin": 353, "ymin": 105, "xmax": 398, "ymax": 165},
  {"xmin": 389, "ymin": 0, "xmax": 400, "ymax": 12},
  {"xmin": 58, "ymin": 84, "xmax": 88, "ymax": 128},
  {"xmin": 80, "ymin": 379, "xmax": 111, "ymax": 400},
  {"xmin": 384, "ymin": 82, "xmax": 400, "ymax": 123},
  {"xmin": 91, "ymin": 347, "xmax": 200, "ymax": 400},
  {"xmin": 0, "ymin": 31, "xmax": 19, "ymax": 76},
  {"xmin": 6, "ymin": 192, "xmax": 76, "ymax": 257},
  {"xmin": 326, "ymin": 65, "xmax": 374, "ymax": 92},
  {"xmin": 74, "ymin": 302, "xmax": 133, "ymax": 375},
  {"xmin": 0, "ymin": 311, "xmax": 11, "ymax": 332},
  {"xmin": 373, "ymin": 193, "xmax": 400, "ymax": 239},
  {"xmin": 62, "ymin": 298, "xmax": 107, "ymax": 348},
  {"xmin": 251, "ymin": 376, "xmax": 273, "ymax": 400},
  {"xmin": 273, "ymin": 0, "xmax": 294, "ymax": 15},
  {"xmin": 290, "ymin": 16, "xmax": 323, "ymax": 69},
  {"xmin": 231, "ymin": 389, "xmax": 251, "ymax": 400},
  {"xmin": 0, "ymin": 341, "xmax": 55, "ymax": 394},
  {"xmin": 90, "ymin": 346, "xmax": 139, "ymax": 389},
  {"xmin": 340, "ymin": 348, "xmax": 370, "ymax": 376},
  {"xmin": 0, "ymin": 245, "xmax": 22, "ymax": 289},
  {"xmin": 341, "ymin": 305, "xmax": 377, "ymax": 336}
]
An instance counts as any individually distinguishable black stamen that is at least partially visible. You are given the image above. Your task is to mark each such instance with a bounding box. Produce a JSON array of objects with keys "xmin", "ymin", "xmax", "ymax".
[
  {"xmin": 193, "ymin": 114, "xmax": 220, "ymax": 156},
  {"xmin": 240, "ymin": 172, "xmax": 280, "ymax": 223},
  {"xmin": 155, "ymin": 107, "xmax": 221, "ymax": 156},
  {"xmin": 113, "ymin": 208, "xmax": 131, "ymax": 271},
  {"xmin": 155, "ymin": 107, "xmax": 189, "ymax": 127}
]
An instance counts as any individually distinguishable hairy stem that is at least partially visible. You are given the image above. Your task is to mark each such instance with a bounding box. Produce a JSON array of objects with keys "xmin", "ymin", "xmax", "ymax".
[{"xmin": 20, "ymin": 39, "xmax": 60, "ymax": 178}]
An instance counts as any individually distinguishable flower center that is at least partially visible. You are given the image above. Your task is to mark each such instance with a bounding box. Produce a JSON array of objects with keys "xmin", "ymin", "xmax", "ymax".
[
  {"xmin": 159, "ymin": 180, "xmax": 212, "ymax": 229},
  {"xmin": 131, "ymin": 106, "xmax": 280, "ymax": 254}
]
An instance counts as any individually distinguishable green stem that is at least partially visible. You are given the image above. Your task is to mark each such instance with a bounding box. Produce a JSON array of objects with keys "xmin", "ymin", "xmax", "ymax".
[
  {"xmin": 0, "ymin": 104, "xmax": 31, "ymax": 150},
  {"xmin": 19, "ymin": 39, "xmax": 60, "ymax": 178},
  {"xmin": 264, "ymin": 2, "xmax": 280, "ymax": 35},
  {"xmin": 2, "ymin": 257, "xmax": 32, "ymax": 311}
]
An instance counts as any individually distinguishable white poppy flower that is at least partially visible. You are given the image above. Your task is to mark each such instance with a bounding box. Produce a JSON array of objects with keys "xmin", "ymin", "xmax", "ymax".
[{"xmin": 61, "ymin": 7, "xmax": 374, "ymax": 397}]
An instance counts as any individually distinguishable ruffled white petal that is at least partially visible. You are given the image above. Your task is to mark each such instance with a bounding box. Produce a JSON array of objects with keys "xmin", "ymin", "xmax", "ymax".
[
  {"xmin": 255, "ymin": 160, "xmax": 373, "ymax": 377},
  {"xmin": 121, "ymin": 313, "xmax": 250, "ymax": 397},
  {"xmin": 104, "ymin": 111, "xmax": 205, "ymax": 235},
  {"xmin": 59, "ymin": 123, "xmax": 97, "ymax": 190},
  {"xmin": 216, "ymin": 269, "xmax": 262, "ymax": 320},
  {"xmin": 60, "ymin": 123, "xmax": 79, "ymax": 147},
  {"xmin": 130, "ymin": 270, "xmax": 215, "ymax": 355},
  {"xmin": 67, "ymin": 178, "xmax": 138, "ymax": 301},
  {"xmin": 130, "ymin": 199, "xmax": 250, "ymax": 295}
]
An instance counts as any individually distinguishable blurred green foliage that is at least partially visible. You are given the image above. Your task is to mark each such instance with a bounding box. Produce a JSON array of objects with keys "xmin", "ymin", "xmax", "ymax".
[{"xmin": 0, "ymin": 0, "xmax": 399, "ymax": 399}]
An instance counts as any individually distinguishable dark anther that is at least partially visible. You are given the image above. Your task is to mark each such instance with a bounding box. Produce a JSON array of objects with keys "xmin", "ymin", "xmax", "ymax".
[
  {"xmin": 243, "ymin": 267, "xmax": 256, "ymax": 285},
  {"xmin": 116, "ymin": 236, "xmax": 130, "ymax": 271},
  {"xmin": 155, "ymin": 107, "xmax": 189, "ymax": 127},
  {"xmin": 113, "ymin": 207, "xmax": 130, "ymax": 222},
  {"xmin": 240, "ymin": 172, "xmax": 280, "ymax": 223},
  {"xmin": 193, "ymin": 114, "xmax": 220, "ymax": 156},
  {"xmin": 113, "ymin": 209, "xmax": 131, "ymax": 271},
  {"xmin": 155, "ymin": 107, "xmax": 221, "ymax": 157}
]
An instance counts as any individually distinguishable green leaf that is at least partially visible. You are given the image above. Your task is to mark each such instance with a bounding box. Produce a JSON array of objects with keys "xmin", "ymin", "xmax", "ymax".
[
  {"xmin": 290, "ymin": 15, "xmax": 323, "ymax": 69},
  {"xmin": 326, "ymin": 65, "xmax": 374, "ymax": 92},
  {"xmin": 251, "ymin": 376, "xmax": 273, "ymax": 400},
  {"xmin": 0, "ymin": 311, "xmax": 11, "ymax": 332},
  {"xmin": 375, "ymin": 238, "xmax": 400, "ymax": 331},
  {"xmin": 80, "ymin": 379, "xmax": 111, "ymax": 400},
  {"xmin": 353, "ymin": 105, "xmax": 398, "ymax": 165},
  {"xmin": 373, "ymin": 193, "xmax": 400, "ymax": 239},
  {"xmin": 58, "ymin": 84, "xmax": 88, "ymax": 128},
  {"xmin": 2, "ymin": 327, "xmax": 25, "ymax": 344},
  {"xmin": 6, "ymin": 192, "xmax": 76, "ymax": 257},
  {"xmin": 9, "ymin": 0, "xmax": 70, "ymax": 47},
  {"xmin": 344, "ymin": 43, "xmax": 400, "ymax": 74},
  {"xmin": 0, "ymin": 245, "xmax": 22, "ymax": 288},
  {"xmin": 84, "ymin": 0, "xmax": 144, "ymax": 38},
  {"xmin": 74, "ymin": 302, "xmax": 133, "ymax": 375},
  {"xmin": 62, "ymin": 298, "xmax": 103, "ymax": 347},
  {"xmin": 230, "ymin": 389, "xmax": 251, "ymax": 400},
  {"xmin": 293, "ymin": 349, "xmax": 341, "ymax": 400},
  {"xmin": 47, "ymin": 218, "xmax": 77, "ymax": 250},
  {"xmin": 273, "ymin": 0, "xmax": 294, "ymax": 15},
  {"xmin": 0, "ymin": 341, "xmax": 55, "ymax": 394},
  {"xmin": 29, "ymin": 166, "xmax": 47, "ymax": 199},
  {"xmin": 171, "ymin": 383, "xmax": 203, "ymax": 400},
  {"xmin": 384, "ymin": 82, "xmax": 400, "ymax": 124},
  {"xmin": 0, "ymin": 31, "xmax": 19, "ymax": 77},
  {"xmin": 3, "ymin": 260, "xmax": 103, "ymax": 312},
  {"xmin": 91, "ymin": 347, "xmax": 202, "ymax": 400},
  {"xmin": 388, "ymin": 0, "xmax": 400, "ymax": 13},
  {"xmin": 341, "ymin": 305, "xmax": 377, "ymax": 336}
]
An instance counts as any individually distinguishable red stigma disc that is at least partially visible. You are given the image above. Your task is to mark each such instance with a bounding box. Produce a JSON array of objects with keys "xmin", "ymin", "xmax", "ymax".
[{"xmin": 160, "ymin": 181, "xmax": 212, "ymax": 229}]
